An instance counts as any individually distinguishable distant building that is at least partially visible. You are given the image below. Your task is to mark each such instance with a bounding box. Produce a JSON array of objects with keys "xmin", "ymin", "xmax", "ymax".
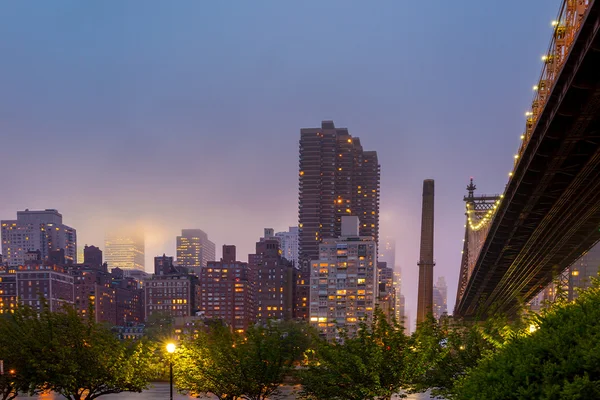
[
  {"xmin": 379, "ymin": 238, "xmax": 396, "ymax": 270},
  {"xmin": 104, "ymin": 229, "xmax": 145, "ymax": 271},
  {"xmin": 144, "ymin": 273, "xmax": 197, "ymax": 320},
  {"xmin": 0, "ymin": 266, "xmax": 17, "ymax": 314},
  {"xmin": 16, "ymin": 252, "xmax": 74, "ymax": 312},
  {"xmin": 154, "ymin": 254, "xmax": 177, "ymax": 276},
  {"xmin": 77, "ymin": 247, "xmax": 84, "ymax": 264},
  {"xmin": 199, "ymin": 245, "xmax": 254, "ymax": 332},
  {"xmin": 275, "ymin": 227, "xmax": 299, "ymax": 268},
  {"xmin": 297, "ymin": 121, "xmax": 380, "ymax": 322},
  {"xmin": 377, "ymin": 261, "xmax": 395, "ymax": 321},
  {"xmin": 432, "ymin": 276, "xmax": 448, "ymax": 320},
  {"xmin": 393, "ymin": 271, "xmax": 404, "ymax": 323},
  {"xmin": 249, "ymin": 238, "xmax": 295, "ymax": 324},
  {"xmin": 84, "ymin": 245, "xmax": 103, "ymax": 267},
  {"xmin": 309, "ymin": 216, "xmax": 378, "ymax": 340},
  {"xmin": 176, "ymin": 229, "xmax": 216, "ymax": 276},
  {"xmin": 72, "ymin": 247, "xmax": 144, "ymax": 325},
  {"xmin": 1, "ymin": 209, "xmax": 77, "ymax": 267}
]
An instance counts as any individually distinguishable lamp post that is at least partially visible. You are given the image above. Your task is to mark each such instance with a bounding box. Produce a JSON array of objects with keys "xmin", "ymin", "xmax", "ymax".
[{"xmin": 166, "ymin": 343, "xmax": 176, "ymax": 400}]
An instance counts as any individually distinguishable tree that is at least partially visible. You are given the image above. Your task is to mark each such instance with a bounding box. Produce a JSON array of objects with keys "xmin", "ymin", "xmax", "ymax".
[
  {"xmin": 174, "ymin": 320, "xmax": 312, "ymax": 400},
  {"xmin": 299, "ymin": 309, "xmax": 409, "ymax": 400},
  {"xmin": 0, "ymin": 312, "xmax": 38, "ymax": 400},
  {"xmin": 451, "ymin": 281, "xmax": 600, "ymax": 399},
  {"xmin": 0, "ymin": 304, "xmax": 156, "ymax": 400}
]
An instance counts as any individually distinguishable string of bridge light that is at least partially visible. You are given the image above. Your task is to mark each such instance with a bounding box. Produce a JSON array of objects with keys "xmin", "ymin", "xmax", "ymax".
[
  {"xmin": 509, "ymin": 18, "xmax": 562, "ymax": 180},
  {"xmin": 466, "ymin": 195, "xmax": 504, "ymax": 232}
]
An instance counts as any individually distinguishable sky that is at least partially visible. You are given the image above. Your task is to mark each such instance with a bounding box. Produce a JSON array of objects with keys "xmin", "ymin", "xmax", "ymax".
[{"xmin": 0, "ymin": 0, "xmax": 560, "ymax": 330}]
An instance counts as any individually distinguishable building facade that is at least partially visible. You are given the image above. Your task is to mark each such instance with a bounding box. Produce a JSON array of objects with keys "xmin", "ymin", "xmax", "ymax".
[
  {"xmin": 249, "ymin": 238, "xmax": 295, "ymax": 324},
  {"xmin": 298, "ymin": 121, "xmax": 381, "ymax": 321},
  {"xmin": 199, "ymin": 245, "xmax": 254, "ymax": 332},
  {"xmin": 432, "ymin": 276, "xmax": 448, "ymax": 320},
  {"xmin": 104, "ymin": 229, "xmax": 145, "ymax": 271},
  {"xmin": 176, "ymin": 229, "xmax": 216, "ymax": 276},
  {"xmin": 379, "ymin": 237, "xmax": 396, "ymax": 270},
  {"xmin": 298, "ymin": 120, "xmax": 381, "ymax": 262},
  {"xmin": 309, "ymin": 216, "xmax": 378, "ymax": 341},
  {"xmin": 144, "ymin": 274, "xmax": 197, "ymax": 320},
  {"xmin": 275, "ymin": 227, "xmax": 299, "ymax": 268},
  {"xmin": 1, "ymin": 209, "xmax": 77, "ymax": 267}
]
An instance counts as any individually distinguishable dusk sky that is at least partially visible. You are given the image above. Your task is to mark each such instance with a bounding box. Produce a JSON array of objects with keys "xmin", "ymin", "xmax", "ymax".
[{"xmin": 1, "ymin": 0, "xmax": 558, "ymax": 329}]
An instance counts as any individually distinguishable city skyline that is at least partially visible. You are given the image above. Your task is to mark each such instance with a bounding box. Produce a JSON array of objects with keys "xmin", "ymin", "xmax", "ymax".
[{"xmin": 0, "ymin": 0, "xmax": 558, "ymax": 327}]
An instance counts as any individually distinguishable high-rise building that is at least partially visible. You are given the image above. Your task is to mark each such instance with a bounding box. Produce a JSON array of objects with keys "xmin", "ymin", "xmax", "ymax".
[
  {"xmin": 249, "ymin": 238, "xmax": 295, "ymax": 324},
  {"xmin": 298, "ymin": 121, "xmax": 380, "ymax": 321},
  {"xmin": 1, "ymin": 209, "xmax": 77, "ymax": 267},
  {"xmin": 275, "ymin": 227, "xmax": 299, "ymax": 268},
  {"xmin": 417, "ymin": 180, "xmax": 435, "ymax": 324},
  {"xmin": 176, "ymin": 229, "xmax": 216, "ymax": 276},
  {"xmin": 199, "ymin": 245, "xmax": 254, "ymax": 332},
  {"xmin": 104, "ymin": 229, "xmax": 145, "ymax": 271},
  {"xmin": 298, "ymin": 120, "xmax": 381, "ymax": 261},
  {"xmin": 309, "ymin": 216, "xmax": 378, "ymax": 341},
  {"xmin": 83, "ymin": 245, "xmax": 103, "ymax": 267},
  {"xmin": 379, "ymin": 237, "xmax": 396, "ymax": 270},
  {"xmin": 393, "ymin": 271, "xmax": 404, "ymax": 324},
  {"xmin": 432, "ymin": 276, "xmax": 448, "ymax": 320},
  {"xmin": 377, "ymin": 261, "xmax": 395, "ymax": 322}
]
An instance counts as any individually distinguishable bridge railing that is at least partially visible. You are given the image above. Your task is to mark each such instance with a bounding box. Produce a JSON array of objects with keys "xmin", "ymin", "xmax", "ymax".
[{"xmin": 517, "ymin": 0, "xmax": 591, "ymax": 162}]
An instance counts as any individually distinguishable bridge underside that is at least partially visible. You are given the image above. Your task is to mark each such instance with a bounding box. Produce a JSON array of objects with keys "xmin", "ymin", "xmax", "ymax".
[{"xmin": 456, "ymin": 2, "xmax": 600, "ymax": 319}]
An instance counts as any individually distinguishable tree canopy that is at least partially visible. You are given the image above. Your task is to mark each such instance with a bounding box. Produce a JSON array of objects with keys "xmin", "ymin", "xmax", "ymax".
[{"xmin": 0, "ymin": 304, "xmax": 155, "ymax": 400}]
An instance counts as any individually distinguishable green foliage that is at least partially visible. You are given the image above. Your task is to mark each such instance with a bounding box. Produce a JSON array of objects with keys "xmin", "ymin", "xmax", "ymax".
[
  {"xmin": 174, "ymin": 320, "xmax": 312, "ymax": 400},
  {"xmin": 452, "ymin": 283, "xmax": 600, "ymax": 399},
  {"xmin": 0, "ymin": 304, "xmax": 155, "ymax": 400},
  {"xmin": 299, "ymin": 309, "xmax": 409, "ymax": 400}
]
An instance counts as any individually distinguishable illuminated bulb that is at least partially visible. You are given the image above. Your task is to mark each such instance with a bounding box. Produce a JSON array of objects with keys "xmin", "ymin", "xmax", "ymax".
[
  {"xmin": 509, "ymin": 172, "xmax": 513, "ymax": 177},
  {"xmin": 542, "ymin": 55, "xmax": 548, "ymax": 61},
  {"xmin": 551, "ymin": 20, "xmax": 558, "ymax": 26},
  {"xmin": 520, "ymin": 135, "xmax": 525, "ymax": 140},
  {"xmin": 528, "ymin": 324, "xmax": 537, "ymax": 333},
  {"xmin": 500, "ymin": 194, "xmax": 504, "ymax": 198},
  {"xmin": 533, "ymin": 85, "xmax": 539, "ymax": 91},
  {"xmin": 514, "ymin": 154, "xmax": 519, "ymax": 159}
]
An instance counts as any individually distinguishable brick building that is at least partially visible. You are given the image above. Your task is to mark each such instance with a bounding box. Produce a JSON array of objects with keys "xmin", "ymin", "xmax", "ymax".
[{"xmin": 199, "ymin": 245, "xmax": 254, "ymax": 332}]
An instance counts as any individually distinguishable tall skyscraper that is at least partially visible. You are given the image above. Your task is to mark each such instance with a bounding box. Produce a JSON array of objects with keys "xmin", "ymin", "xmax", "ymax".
[
  {"xmin": 379, "ymin": 237, "xmax": 396, "ymax": 270},
  {"xmin": 309, "ymin": 216, "xmax": 378, "ymax": 340},
  {"xmin": 1, "ymin": 209, "xmax": 77, "ymax": 266},
  {"xmin": 298, "ymin": 120, "xmax": 381, "ymax": 262},
  {"xmin": 275, "ymin": 227, "xmax": 299, "ymax": 267},
  {"xmin": 176, "ymin": 229, "xmax": 216, "ymax": 275},
  {"xmin": 297, "ymin": 121, "xmax": 380, "ymax": 321},
  {"xmin": 417, "ymin": 179, "xmax": 435, "ymax": 324},
  {"xmin": 432, "ymin": 276, "xmax": 448, "ymax": 320},
  {"xmin": 104, "ymin": 229, "xmax": 145, "ymax": 271}
]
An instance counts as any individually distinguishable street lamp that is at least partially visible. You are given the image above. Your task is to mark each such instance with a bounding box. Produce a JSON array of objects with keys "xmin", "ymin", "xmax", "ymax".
[{"xmin": 166, "ymin": 343, "xmax": 176, "ymax": 400}]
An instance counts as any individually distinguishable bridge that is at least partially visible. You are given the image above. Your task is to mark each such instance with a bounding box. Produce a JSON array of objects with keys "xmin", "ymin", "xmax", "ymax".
[{"xmin": 454, "ymin": 0, "xmax": 600, "ymax": 319}]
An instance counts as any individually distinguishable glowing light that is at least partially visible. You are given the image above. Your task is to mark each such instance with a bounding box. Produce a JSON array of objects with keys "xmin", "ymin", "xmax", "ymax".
[
  {"xmin": 520, "ymin": 135, "xmax": 525, "ymax": 140},
  {"xmin": 514, "ymin": 154, "xmax": 519, "ymax": 159},
  {"xmin": 528, "ymin": 324, "xmax": 537, "ymax": 333},
  {"xmin": 166, "ymin": 343, "xmax": 176, "ymax": 353},
  {"xmin": 542, "ymin": 55, "xmax": 548, "ymax": 61},
  {"xmin": 509, "ymin": 172, "xmax": 513, "ymax": 177},
  {"xmin": 551, "ymin": 20, "xmax": 558, "ymax": 26},
  {"xmin": 533, "ymin": 85, "xmax": 539, "ymax": 91}
]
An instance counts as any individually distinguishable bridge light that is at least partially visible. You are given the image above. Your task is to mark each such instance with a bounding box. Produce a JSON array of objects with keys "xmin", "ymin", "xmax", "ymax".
[
  {"xmin": 514, "ymin": 154, "xmax": 519, "ymax": 159},
  {"xmin": 533, "ymin": 85, "xmax": 539, "ymax": 91},
  {"xmin": 520, "ymin": 135, "xmax": 525, "ymax": 140},
  {"xmin": 500, "ymin": 194, "xmax": 504, "ymax": 198},
  {"xmin": 551, "ymin": 20, "xmax": 558, "ymax": 26},
  {"xmin": 525, "ymin": 111, "xmax": 533, "ymax": 117},
  {"xmin": 542, "ymin": 55, "xmax": 548, "ymax": 62},
  {"xmin": 509, "ymin": 172, "xmax": 513, "ymax": 177}
]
